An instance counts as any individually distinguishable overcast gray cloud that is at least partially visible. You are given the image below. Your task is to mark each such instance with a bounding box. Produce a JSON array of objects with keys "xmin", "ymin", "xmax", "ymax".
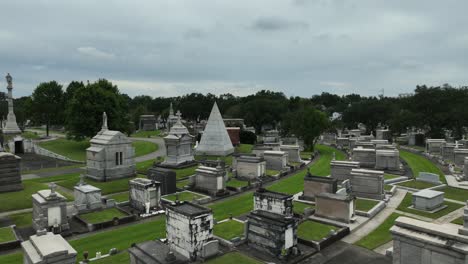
[{"xmin": 0, "ymin": 0, "xmax": 467, "ymax": 98}]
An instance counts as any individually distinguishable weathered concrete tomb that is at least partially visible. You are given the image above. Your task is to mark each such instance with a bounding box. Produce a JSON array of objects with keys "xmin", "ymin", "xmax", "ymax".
[
  {"xmin": 233, "ymin": 155, "xmax": 266, "ymax": 180},
  {"xmin": 303, "ymin": 171, "xmax": 338, "ymax": 200},
  {"xmin": 315, "ymin": 193, "xmax": 355, "ymax": 223},
  {"xmin": 193, "ymin": 163, "xmax": 226, "ymax": 195},
  {"xmin": 376, "ymin": 129, "xmax": 391, "ymax": 141},
  {"xmin": 129, "ymin": 178, "xmax": 161, "ymax": 212},
  {"xmin": 166, "ymin": 202, "xmax": 218, "ymax": 261},
  {"xmin": 162, "ymin": 112, "xmax": 195, "ymax": 167},
  {"xmin": 280, "ymin": 144, "xmax": 302, "ymax": 163},
  {"xmin": 441, "ymin": 142, "xmax": 457, "ymax": 161},
  {"xmin": 454, "ymin": 148, "xmax": 468, "ymax": 166},
  {"xmin": 352, "ymin": 147, "xmax": 376, "ymax": 168},
  {"xmin": 196, "ymin": 102, "xmax": 234, "ymax": 156},
  {"xmin": 0, "ymin": 152, "xmax": 22, "ymax": 192},
  {"xmin": 336, "ymin": 137, "xmax": 350, "ymax": 149},
  {"xmin": 86, "ymin": 112, "xmax": 136, "ymax": 181},
  {"xmin": 32, "ymin": 183, "xmax": 70, "ymax": 233},
  {"xmin": 22, "ymin": 232, "xmax": 77, "ymax": 264},
  {"xmin": 139, "ymin": 115, "xmax": 157, "ymax": 131},
  {"xmin": 263, "ymin": 129, "xmax": 280, "ymax": 143},
  {"xmin": 391, "ymin": 216, "xmax": 468, "ymax": 264},
  {"xmin": 128, "ymin": 239, "xmax": 188, "ymax": 264},
  {"xmin": 263, "ymin": 150, "xmax": 288, "ymax": 171},
  {"xmin": 412, "ymin": 189, "xmax": 444, "ymax": 211},
  {"xmin": 349, "ymin": 168, "xmax": 385, "ymax": 200},
  {"xmin": 425, "ymin": 139, "xmax": 446, "ymax": 154},
  {"xmin": 73, "ymin": 175, "xmax": 102, "ymax": 213},
  {"xmin": 330, "ymin": 160, "xmax": 360, "ymax": 182},
  {"xmin": 254, "ymin": 188, "xmax": 293, "ymax": 216},
  {"xmin": 147, "ymin": 167, "xmax": 177, "ymax": 195},
  {"xmin": 375, "ymin": 149, "xmax": 400, "ymax": 170}
]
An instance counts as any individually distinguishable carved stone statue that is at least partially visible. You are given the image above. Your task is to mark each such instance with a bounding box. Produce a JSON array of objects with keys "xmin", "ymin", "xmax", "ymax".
[
  {"xmin": 102, "ymin": 112, "xmax": 108, "ymax": 131},
  {"xmin": 5, "ymin": 73, "xmax": 12, "ymax": 87}
]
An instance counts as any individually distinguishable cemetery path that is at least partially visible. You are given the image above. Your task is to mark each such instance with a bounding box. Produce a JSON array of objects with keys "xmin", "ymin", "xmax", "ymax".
[
  {"xmin": 374, "ymin": 241, "xmax": 393, "ymax": 255},
  {"xmin": 433, "ymin": 206, "xmax": 465, "ymax": 224},
  {"xmin": 130, "ymin": 137, "xmax": 166, "ymax": 162},
  {"xmin": 25, "ymin": 128, "xmax": 66, "ymax": 138},
  {"xmin": 342, "ymin": 189, "xmax": 407, "ymax": 244}
]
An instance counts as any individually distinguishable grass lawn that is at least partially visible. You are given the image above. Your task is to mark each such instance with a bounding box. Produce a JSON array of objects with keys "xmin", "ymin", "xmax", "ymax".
[
  {"xmin": 22, "ymin": 131, "xmax": 40, "ymax": 139},
  {"xmin": 213, "ymin": 220, "xmax": 244, "ymax": 240},
  {"xmin": 0, "ymin": 227, "xmax": 16, "ymax": 243},
  {"xmin": 395, "ymin": 180, "xmax": 436, "ymax": 190},
  {"xmin": 355, "ymin": 198, "xmax": 380, "ymax": 212},
  {"xmin": 266, "ymin": 169, "xmax": 280, "ymax": 176},
  {"xmin": 236, "ymin": 144, "xmax": 253, "ymax": 154},
  {"xmin": 206, "ymin": 252, "xmax": 261, "ymax": 264},
  {"xmin": 300, "ymin": 152, "xmax": 313, "ymax": 160},
  {"xmin": 209, "ymin": 193, "xmax": 254, "ymax": 220},
  {"xmin": 397, "ymin": 193, "xmax": 464, "ymax": 219},
  {"xmin": 38, "ymin": 139, "xmax": 158, "ymax": 162},
  {"xmin": 8, "ymin": 212, "xmax": 32, "ymax": 227},
  {"xmin": 293, "ymin": 201, "xmax": 314, "ymax": 214},
  {"xmin": 384, "ymin": 174, "xmax": 400, "ymax": 180},
  {"xmin": 38, "ymin": 138, "xmax": 90, "ymax": 161},
  {"xmin": 226, "ymin": 178, "xmax": 249, "ymax": 188},
  {"xmin": 452, "ymin": 216, "xmax": 463, "ymax": 225},
  {"xmin": 136, "ymin": 159, "xmax": 155, "ymax": 174},
  {"xmin": 355, "ymin": 213, "xmax": 403, "ymax": 250},
  {"xmin": 443, "ymin": 187, "xmax": 468, "ymax": 202},
  {"xmin": 176, "ymin": 179, "xmax": 190, "ymax": 189},
  {"xmin": 400, "ymin": 150, "xmax": 446, "ymax": 183},
  {"xmin": 79, "ymin": 208, "xmax": 128, "ymax": 224},
  {"xmin": 384, "ymin": 185, "xmax": 394, "ymax": 191},
  {"xmin": 173, "ymin": 165, "xmax": 198, "ymax": 180},
  {"xmin": 57, "ymin": 174, "xmax": 145, "ymax": 195},
  {"xmin": 163, "ymin": 191, "xmax": 206, "ymax": 202},
  {"xmin": 195, "ymin": 155, "xmax": 233, "ymax": 166},
  {"xmin": 107, "ymin": 192, "xmax": 129, "ymax": 203},
  {"xmin": 297, "ymin": 221, "xmax": 337, "ymax": 241},
  {"xmin": 131, "ymin": 130, "xmax": 161, "ymax": 138},
  {"xmin": 0, "ymin": 253, "xmax": 22, "ymax": 264}
]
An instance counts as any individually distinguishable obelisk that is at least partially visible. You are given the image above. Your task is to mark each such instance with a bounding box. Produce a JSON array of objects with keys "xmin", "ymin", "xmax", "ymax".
[{"xmin": 3, "ymin": 73, "xmax": 21, "ymax": 134}]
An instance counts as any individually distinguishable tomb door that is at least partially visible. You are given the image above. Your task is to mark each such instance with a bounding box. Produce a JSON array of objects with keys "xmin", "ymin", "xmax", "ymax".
[{"xmin": 47, "ymin": 207, "xmax": 62, "ymax": 226}]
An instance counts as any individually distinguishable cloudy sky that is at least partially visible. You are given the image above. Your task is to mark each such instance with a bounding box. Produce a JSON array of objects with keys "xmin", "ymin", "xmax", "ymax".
[{"xmin": 1, "ymin": 0, "xmax": 467, "ymax": 98}]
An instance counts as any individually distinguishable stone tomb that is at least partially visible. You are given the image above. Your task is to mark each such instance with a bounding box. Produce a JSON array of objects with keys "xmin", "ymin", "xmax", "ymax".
[
  {"xmin": 139, "ymin": 115, "xmax": 157, "ymax": 131},
  {"xmin": 193, "ymin": 164, "xmax": 226, "ymax": 195},
  {"xmin": 166, "ymin": 202, "xmax": 218, "ymax": 261},
  {"xmin": 417, "ymin": 172, "xmax": 442, "ymax": 185},
  {"xmin": 22, "ymin": 232, "xmax": 77, "ymax": 264},
  {"xmin": 375, "ymin": 149, "xmax": 400, "ymax": 170},
  {"xmin": 391, "ymin": 216, "xmax": 468, "ymax": 264},
  {"xmin": 251, "ymin": 145, "xmax": 276, "ymax": 157},
  {"xmin": 263, "ymin": 150, "xmax": 288, "ymax": 171},
  {"xmin": 303, "ymin": 171, "xmax": 337, "ymax": 200},
  {"xmin": 0, "ymin": 152, "xmax": 22, "ymax": 192},
  {"xmin": 355, "ymin": 141, "xmax": 374, "ymax": 149},
  {"xmin": 454, "ymin": 148, "xmax": 468, "ymax": 166},
  {"xmin": 376, "ymin": 129, "xmax": 391, "ymax": 141},
  {"xmin": 330, "ymin": 160, "xmax": 360, "ymax": 182},
  {"xmin": 352, "ymin": 147, "xmax": 376, "ymax": 168},
  {"xmin": 412, "ymin": 189, "xmax": 445, "ymax": 211},
  {"xmin": 280, "ymin": 144, "xmax": 302, "ymax": 163},
  {"xmin": 371, "ymin": 139, "xmax": 389, "ymax": 148},
  {"xmin": 32, "ymin": 183, "xmax": 70, "ymax": 233},
  {"xmin": 86, "ymin": 112, "xmax": 136, "ymax": 181},
  {"xmin": 408, "ymin": 132, "xmax": 425, "ymax": 146},
  {"xmin": 349, "ymin": 169, "xmax": 385, "ymax": 200},
  {"xmin": 336, "ymin": 137, "xmax": 350, "ymax": 149},
  {"xmin": 425, "ymin": 139, "xmax": 446, "ymax": 154},
  {"xmin": 441, "ymin": 143, "xmax": 456, "ymax": 161},
  {"xmin": 147, "ymin": 167, "xmax": 177, "ymax": 195},
  {"xmin": 263, "ymin": 129, "xmax": 280, "ymax": 143},
  {"xmin": 233, "ymin": 155, "xmax": 266, "ymax": 180},
  {"xmin": 128, "ymin": 239, "xmax": 188, "ymax": 264},
  {"xmin": 73, "ymin": 176, "xmax": 102, "ymax": 213},
  {"xmin": 254, "ymin": 188, "xmax": 293, "ymax": 216},
  {"xmin": 129, "ymin": 178, "xmax": 161, "ymax": 213},
  {"xmin": 465, "ymin": 157, "xmax": 468, "ymax": 181},
  {"xmin": 162, "ymin": 112, "xmax": 195, "ymax": 167},
  {"xmin": 315, "ymin": 193, "xmax": 355, "ymax": 223}
]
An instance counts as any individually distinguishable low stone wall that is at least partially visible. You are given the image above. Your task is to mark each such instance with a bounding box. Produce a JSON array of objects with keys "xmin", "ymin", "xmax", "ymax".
[
  {"xmin": 355, "ymin": 200, "xmax": 386, "ymax": 218},
  {"xmin": 0, "ymin": 225, "xmax": 22, "ymax": 252},
  {"xmin": 33, "ymin": 143, "xmax": 83, "ymax": 163},
  {"xmin": 74, "ymin": 209, "xmax": 136, "ymax": 232},
  {"xmin": 297, "ymin": 220, "xmax": 350, "ymax": 251}
]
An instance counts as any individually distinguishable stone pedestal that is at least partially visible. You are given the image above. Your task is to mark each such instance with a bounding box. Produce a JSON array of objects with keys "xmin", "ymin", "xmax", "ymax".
[
  {"xmin": 3, "ymin": 74, "xmax": 21, "ymax": 135},
  {"xmin": 0, "ymin": 152, "xmax": 22, "ymax": 192}
]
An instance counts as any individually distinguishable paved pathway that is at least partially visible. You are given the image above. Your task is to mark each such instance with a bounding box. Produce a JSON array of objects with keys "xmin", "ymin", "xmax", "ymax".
[
  {"xmin": 342, "ymin": 189, "xmax": 407, "ymax": 244},
  {"xmin": 130, "ymin": 137, "xmax": 166, "ymax": 162}
]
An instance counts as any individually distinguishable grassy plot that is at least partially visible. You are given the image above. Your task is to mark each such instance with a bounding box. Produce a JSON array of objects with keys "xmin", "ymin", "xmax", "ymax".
[
  {"xmin": 443, "ymin": 187, "xmax": 468, "ymax": 202},
  {"xmin": 400, "ymin": 150, "xmax": 446, "ymax": 183},
  {"xmin": 293, "ymin": 201, "xmax": 314, "ymax": 214},
  {"xmin": 206, "ymin": 252, "xmax": 261, "ymax": 264},
  {"xmin": 209, "ymin": 193, "xmax": 254, "ymax": 221},
  {"xmin": 384, "ymin": 174, "xmax": 400, "ymax": 180},
  {"xmin": 132, "ymin": 140, "xmax": 159, "ymax": 157},
  {"xmin": 395, "ymin": 180, "xmax": 436, "ymax": 190},
  {"xmin": 355, "ymin": 213, "xmax": 402, "ymax": 250},
  {"xmin": 236, "ymin": 144, "xmax": 253, "ymax": 154},
  {"xmin": 163, "ymin": 191, "xmax": 206, "ymax": 202},
  {"xmin": 79, "ymin": 208, "xmax": 128, "ymax": 224},
  {"xmin": 106, "ymin": 192, "xmax": 129, "ymax": 203},
  {"xmin": 452, "ymin": 216, "xmax": 463, "ymax": 225},
  {"xmin": 297, "ymin": 221, "xmax": 337, "ymax": 241},
  {"xmin": 300, "ymin": 152, "xmax": 313, "ymax": 160},
  {"xmin": 213, "ymin": 220, "xmax": 244, "ymax": 240},
  {"xmin": 226, "ymin": 178, "xmax": 249, "ymax": 188},
  {"xmin": 0, "ymin": 253, "xmax": 21, "ymax": 264},
  {"xmin": 131, "ymin": 130, "xmax": 161, "ymax": 138},
  {"xmin": 173, "ymin": 165, "xmax": 198, "ymax": 180},
  {"xmin": 8, "ymin": 212, "xmax": 32, "ymax": 227},
  {"xmin": 266, "ymin": 169, "xmax": 280, "ymax": 176},
  {"xmin": 397, "ymin": 193, "xmax": 464, "ymax": 219},
  {"xmin": 384, "ymin": 185, "xmax": 394, "ymax": 191},
  {"xmin": 308, "ymin": 145, "xmax": 346, "ymax": 176},
  {"xmin": 176, "ymin": 179, "xmax": 190, "ymax": 189},
  {"xmin": 57, "ymin": 174, "xmax": 145, "ymax": 195},
  {"xmin": 355, "ymin": 198, "xmax": 380, "ymax": 212},
  {"xmin": 22, "ymin": 131, "xmax": 40, "ymax": 139},
  {"xmin": 0, "ymin": 227, "xmax": 17, "ymax": 243}
]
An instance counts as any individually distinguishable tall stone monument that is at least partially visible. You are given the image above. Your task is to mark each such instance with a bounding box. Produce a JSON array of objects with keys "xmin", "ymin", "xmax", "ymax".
[
  {"xmin": 3, "ymin": 73, "xmax": 21, "ymax": 134},
  {"xmin": 195, "ymin": 102, "xmax": 234, "ymax": 156},
  {"xmin": 162, "ymin": 111, "xmax": 195, "ymax": 167}
]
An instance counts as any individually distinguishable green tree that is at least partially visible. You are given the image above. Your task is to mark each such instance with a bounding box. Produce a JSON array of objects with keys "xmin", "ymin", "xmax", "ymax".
[
  {"xmin": 30, "ymin": 81, "xmax": 64, "ymax": 136},
  {"xmin": 65, "ymin": 79, "xmax": 130, "ymax": 140}
]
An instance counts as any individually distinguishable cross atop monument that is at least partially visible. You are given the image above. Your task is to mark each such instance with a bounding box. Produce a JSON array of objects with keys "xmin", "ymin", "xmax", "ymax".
[
  {"xmin": 5, "ymin": 73, "xmax": 12, "ymax": 88},
  {"xmin": 102, "ymin": 112, "xmax": 108, "ymax": 131},
  {"xmin": 175, "ymin": 110, "xmax": 182, "ymax": 121},
  {"xmin": 78, "ymin": 174, "xmax": 86, "ymax": 186}
]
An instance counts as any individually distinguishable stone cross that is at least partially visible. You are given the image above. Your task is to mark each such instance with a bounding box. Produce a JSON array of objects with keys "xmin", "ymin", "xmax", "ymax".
[
  {"xmin": 102, "ymin": 112, "xmax": 108, "ymax": 131},
  {"xmin": 49, "ymin": 182, "xmax": 57, "ymax": 198},
  {"xmin": 35, "ymin": 214, "xmax": 47, "ymax": 235},
  {"xmin": 78, "ymin": 174, "xmax": 86, "ymax": 186},
  {"xmin": 175, "ymin": 110, "xmax": 182, "ymax": 120}
]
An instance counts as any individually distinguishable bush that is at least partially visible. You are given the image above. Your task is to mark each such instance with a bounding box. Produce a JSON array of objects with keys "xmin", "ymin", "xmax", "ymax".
[{"xmin": 240, "ymin": 130, "xmax": 256, "ymax": 144}]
